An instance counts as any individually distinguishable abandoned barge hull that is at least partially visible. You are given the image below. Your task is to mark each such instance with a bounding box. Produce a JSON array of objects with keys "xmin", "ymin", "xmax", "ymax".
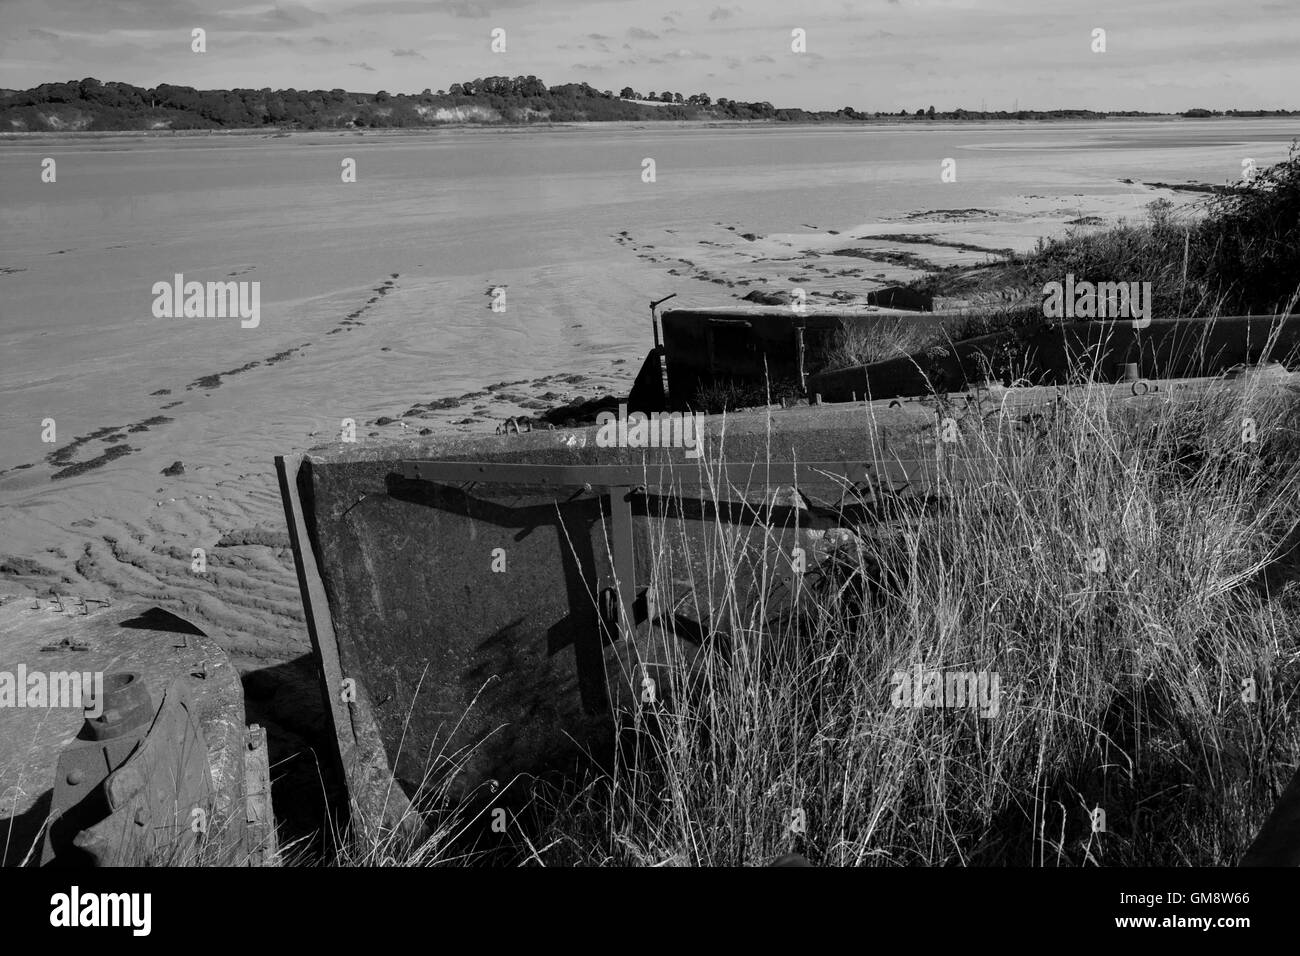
[
  {"xmin": 277, "ymin": 374, "xmax": 1297, "ymax": 831},
  {"xmin": 278, "ymin": 401, "xmax": 958, "ymax": 823}
]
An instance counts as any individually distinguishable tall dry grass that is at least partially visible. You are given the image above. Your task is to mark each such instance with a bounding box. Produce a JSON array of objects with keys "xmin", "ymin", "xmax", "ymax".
[{"xmin": 538, "ymin": 375, "xmax": 1300, "ymax": 866}]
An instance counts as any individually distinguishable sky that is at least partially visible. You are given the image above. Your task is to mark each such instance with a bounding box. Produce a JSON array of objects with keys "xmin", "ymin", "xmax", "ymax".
[{"xmin": 0, "ymin": 0, "xmax": 1295, "ymax": 113}]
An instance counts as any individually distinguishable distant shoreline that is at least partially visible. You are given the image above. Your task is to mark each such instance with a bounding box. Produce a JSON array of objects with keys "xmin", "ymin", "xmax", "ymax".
[{"xmin": 1, "ymin": 113, "xmax": 1293, "ymax": 143}]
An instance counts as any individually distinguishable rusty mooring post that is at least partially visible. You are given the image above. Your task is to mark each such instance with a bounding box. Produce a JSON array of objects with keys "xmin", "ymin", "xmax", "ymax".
[{"xmin": 42, "ymin": 672, "xmax": 154, "ymax": 865}]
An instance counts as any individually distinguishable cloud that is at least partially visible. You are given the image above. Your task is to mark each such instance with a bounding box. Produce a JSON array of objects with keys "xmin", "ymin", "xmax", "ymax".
[
  {"xmin": 392, "ymin": 48, "xmax": 425, "ymax": 58},
  {"xmin": 349, "ymin": 61, "xmax": 376, "ymax": 72},
  {"xmin": 751, "ymin": 53, "xmax": 776, "ymax": 63},
  {"xmin": 709, "ymin": 5, "xmax": 739, "ymax": 21},
  {"xmin": 445, "ymin": 0, "xmax": 493, "ymax": 17},
  {"xmin": 28, "ymin": 28, "xmax": 59, "ymax": 40},
  {"xmin": 665, "ymin": 49, "xmax": 711, "ymax": 61},
  {"xmin": 587, "ymin": 33, "xmax": 612, "ymax": 40},
  {"xmin": 627, "ymin": 27, "xmax": 659, "ymax": 40}
]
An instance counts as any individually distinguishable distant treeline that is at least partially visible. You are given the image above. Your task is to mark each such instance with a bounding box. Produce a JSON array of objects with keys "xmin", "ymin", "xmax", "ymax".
[{"xmin": 1, "ymin": 76, "xmax": 1294, "ymax": 132}]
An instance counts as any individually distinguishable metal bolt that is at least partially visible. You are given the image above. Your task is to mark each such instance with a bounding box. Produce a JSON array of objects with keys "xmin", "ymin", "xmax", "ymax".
[
  {"xmin": 67, "ymin": 770, "xmax": 84, "ymax": 786},
  {"xmin": 134, "ymin": 808, "xmax": 147, "ymax": 827}
]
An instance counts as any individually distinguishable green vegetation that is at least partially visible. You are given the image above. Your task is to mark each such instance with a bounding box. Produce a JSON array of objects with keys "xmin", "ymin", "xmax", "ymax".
[
  {"xmin": 0, "ymin": 76, "xmax": 762, "ymax": 131},
  {"xmin": 4, "ymin": 76, "xmax": 1294, "ymax": 132}
]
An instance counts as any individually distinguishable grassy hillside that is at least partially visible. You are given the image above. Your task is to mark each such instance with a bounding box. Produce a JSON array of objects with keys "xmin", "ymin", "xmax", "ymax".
[{"xmin": 5, "ymin": 76, "xmax": 1291, "ymax": 132}]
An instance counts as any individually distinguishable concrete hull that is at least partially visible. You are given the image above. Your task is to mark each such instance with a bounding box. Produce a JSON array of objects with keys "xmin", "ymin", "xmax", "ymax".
[{"xmin": 277, "ymin": 404, "xmax": 944, "ymax": 820}]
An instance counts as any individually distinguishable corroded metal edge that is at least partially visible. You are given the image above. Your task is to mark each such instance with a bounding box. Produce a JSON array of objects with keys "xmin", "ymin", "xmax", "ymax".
[{"xmin": 275, "ymin": 454, "xmax": 423, "ymax": 844}]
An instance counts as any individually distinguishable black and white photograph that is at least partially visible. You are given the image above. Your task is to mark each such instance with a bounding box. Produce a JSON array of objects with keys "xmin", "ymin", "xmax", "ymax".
[{"xmin": 0, "ymin": 0, "xmax": 1297, "ymax": 935}]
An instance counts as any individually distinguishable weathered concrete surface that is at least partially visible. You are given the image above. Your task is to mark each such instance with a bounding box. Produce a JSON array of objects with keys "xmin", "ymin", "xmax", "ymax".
[
  {"xmin": 0, "ymin": 600, "xmax": 247, "ymax": 866},
  {"xmin": 808, "ymin": 314, "xmax": 1300, "ymax": 401},
  {"xmin": 287, "ymin": 403, "xmax": 946, "ymax": 814}
]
